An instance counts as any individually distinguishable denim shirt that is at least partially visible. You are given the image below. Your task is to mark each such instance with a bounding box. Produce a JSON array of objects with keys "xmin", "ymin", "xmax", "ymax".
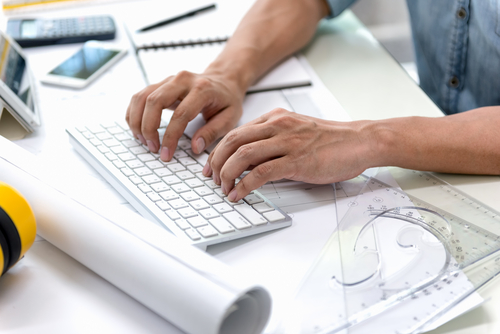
[{"xmin": 326, "ymin": 0, "xmax": 500, "ymax": 115}]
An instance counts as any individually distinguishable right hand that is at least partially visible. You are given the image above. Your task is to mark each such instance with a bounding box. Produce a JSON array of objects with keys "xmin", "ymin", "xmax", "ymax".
[{"xmin": 126, "ymin": 70, "xmax": 245, "ymax": 161}]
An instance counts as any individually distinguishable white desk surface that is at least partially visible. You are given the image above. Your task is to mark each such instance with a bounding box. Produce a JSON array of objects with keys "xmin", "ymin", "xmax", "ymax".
[{"xmin": 1, "ymin": 2, "xmax": 500, "ymax": 333}]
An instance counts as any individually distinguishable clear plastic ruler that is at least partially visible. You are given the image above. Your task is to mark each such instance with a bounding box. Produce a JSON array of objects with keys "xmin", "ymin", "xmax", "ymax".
[{"xmin": 279, "ymin": 169, "xmax": 500, "ymax": 334}]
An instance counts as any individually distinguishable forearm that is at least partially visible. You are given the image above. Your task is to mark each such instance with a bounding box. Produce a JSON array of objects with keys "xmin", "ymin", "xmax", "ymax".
[
  {"xmin": 372, "ymin": 107, "xmax": 500, "ymax": 175},
  {"xmin": 204, "ymin": 0, "xmax": 329, "ymax": 92}
]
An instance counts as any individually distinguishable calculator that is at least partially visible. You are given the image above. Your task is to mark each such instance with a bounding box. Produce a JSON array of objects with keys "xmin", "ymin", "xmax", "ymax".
[{"xmin": 6, "ymin": 15, "xmax": 116, "ymax": 47}]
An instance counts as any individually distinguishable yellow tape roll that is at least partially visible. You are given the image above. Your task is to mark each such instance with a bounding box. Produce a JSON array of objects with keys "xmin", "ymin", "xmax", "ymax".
[{"xmin": 0, "ymin": 182, "xmax": 36, "ymax": 276}]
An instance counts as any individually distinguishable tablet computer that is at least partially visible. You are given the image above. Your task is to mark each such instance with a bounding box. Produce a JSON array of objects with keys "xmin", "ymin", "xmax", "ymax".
[{"xmin": 0, "ymin": 29, "xmax": 40, "ymax": 136}]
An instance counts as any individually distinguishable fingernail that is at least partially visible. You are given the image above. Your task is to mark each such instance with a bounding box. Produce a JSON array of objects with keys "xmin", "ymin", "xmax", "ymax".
[
  {"xmin": 147, "ymin": 140, "xmax": 157, "ymax": 153},
  {"xmin": 202, "ymin": 163, "xmax": 212, "ymax": 176},
  {"xmin": 228, "ymin": 189, "xmax": 238, "ymax": 202},
  {"xmin": 160, "ymin": 147, "xmax": 169, "ymax": 161},
  {"xmin": 196, "ymin": 137, "xmax": 205, "ymax": 153},
  {"xmin": 213, "ymin": 174, "xmax": 220, "ymax": 185},
  {"xmin": 137, "ymin": 134, "xmax": 147, "ymax": 145},
  {"xmin": 221, "ymin": 182, "xmax": 227, "ymax": 195}
]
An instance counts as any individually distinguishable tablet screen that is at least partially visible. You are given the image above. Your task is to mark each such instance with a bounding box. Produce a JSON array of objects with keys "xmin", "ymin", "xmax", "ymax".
[{"xmin": 0, "ymin": 34, "xmax": 35, "ymax": 114}]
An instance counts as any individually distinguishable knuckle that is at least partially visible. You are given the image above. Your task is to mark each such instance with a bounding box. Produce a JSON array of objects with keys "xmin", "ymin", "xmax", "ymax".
[
  {"xmin": 175, "ymin": 70, "xmax": 193, "ymax": 81},
  {"xmin": 235, "ymin": 144, "xmax": 253, "ymax": 160},
  {"xmin": 253, "ymin": 163, "xmax": 273, "ymax": 180},
  {"xmin": 145, "ymin": 93, "xmax": 160, "ymax": 106},
  {"xmin": 224, "ymin": 129, "xmax": 240, "ymax": 144},
  {"xmin": 194, "ymin": 77, "xmax": 212, "ymax": 90}
]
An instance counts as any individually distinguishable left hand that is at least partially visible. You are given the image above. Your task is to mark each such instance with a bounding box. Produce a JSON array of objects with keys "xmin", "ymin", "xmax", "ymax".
[{"xmin": 203, "ymin": 108, "xmax": 379, "ymax": 202}]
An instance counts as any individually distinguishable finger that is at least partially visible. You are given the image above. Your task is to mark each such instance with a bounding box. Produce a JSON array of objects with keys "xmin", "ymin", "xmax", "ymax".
[
  {"xmin": 191, "ymin": 105, "xmax": 240, "ymax": 155},
  {"xmin": 127, "ymin": 84, "xmax": 162, "ymax": 144},
  {"xmin": 218, "ymin": 138, "xmax": 285, "ymax": 194},
  {"xmin": 160, "ymin": 88, "xmax": 213, "ymax": 161},
  {"xmin": 209, "ymin": 123, "xmax": 274, "ymax": 184},
  {"xmin": 227, "ymin": 157, "xmax": 293, "ymax": 202},
  {"xmin": 141, "ymin": 82, "xmax": 191, "ymax": 153}
]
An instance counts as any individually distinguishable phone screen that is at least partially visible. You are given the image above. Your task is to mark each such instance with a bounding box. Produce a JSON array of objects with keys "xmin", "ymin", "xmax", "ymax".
[{"xmin": 49, "ymin": 45, "xmax": 121, "ymax": 80}]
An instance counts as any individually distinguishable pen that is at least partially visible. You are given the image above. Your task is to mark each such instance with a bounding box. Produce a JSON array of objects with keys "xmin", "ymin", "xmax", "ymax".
[{"xmin": 136, "ymin": 4, "xmax": 217, "ymax": 33}]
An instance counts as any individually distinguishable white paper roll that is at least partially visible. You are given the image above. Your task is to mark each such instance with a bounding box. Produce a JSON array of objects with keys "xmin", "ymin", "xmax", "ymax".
[{"xmin": 0, "ymin": 136, "xmax": 271, "ymax": 334}]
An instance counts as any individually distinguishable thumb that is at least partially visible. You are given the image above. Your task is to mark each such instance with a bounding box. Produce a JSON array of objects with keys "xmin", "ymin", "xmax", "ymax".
[{"xmin": 191, "ymin": 109, "xmax": 239, "ymax": 154}]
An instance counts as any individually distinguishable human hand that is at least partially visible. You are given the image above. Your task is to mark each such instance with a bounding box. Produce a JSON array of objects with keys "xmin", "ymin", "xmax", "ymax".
[
  {"xmin": 126, "ymin": 70, "xmax": 245, "ymax": 161},
  {"xmin": 203, "ymin": 108, "xmax": 379, "ymax": 202}
]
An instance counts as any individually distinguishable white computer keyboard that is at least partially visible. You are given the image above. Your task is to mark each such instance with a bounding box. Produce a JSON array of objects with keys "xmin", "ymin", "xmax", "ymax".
[{"xmin": 66, "ymin": 120, "xmax": 292, "ymax": 249}]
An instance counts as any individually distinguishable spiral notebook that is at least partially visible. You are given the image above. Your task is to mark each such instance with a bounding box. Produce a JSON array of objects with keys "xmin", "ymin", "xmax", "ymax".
[{"xmin": 127, "ymin": 0, "xmax": 312, "ymax": 93}]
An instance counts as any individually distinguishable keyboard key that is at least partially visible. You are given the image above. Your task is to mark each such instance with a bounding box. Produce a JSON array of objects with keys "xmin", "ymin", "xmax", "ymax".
[
  {"xmin": 115, "ymin": 133, "xmax": 132, "ymax": 141},
  {"xmin": 130, "ymin": 146, "xmax": 147, "ymax": 155},
  {"xmin": 96, "ymin": 132, "xmax": 112, "ymax": 140},
  {"xmin": 234, "ymin": 203, "xmax": 267, "ymax": 225},
  {"xmin": 178, "ymin": 157, "xmax": 197, "ymax": 166},
  {"xmin": 134, "ymin": 167, "xmax": 152, "ymax": 176},
  {"xmin": 159, "ymin": 190, "xmax": 178, "ymax": 201},
  {"xmin": 87, "ymin": 125, "xmax": 104, "ymax": 133},
  {"xmin": 224, "ymin": 197, "xmax": 244, "ymax": 206},
  {"xmin": 147, "ymin": 192, "xmax": 162, "ymax": 202},
  {"xmin": 105, "ymin": 152, "xmax": 118, "ymax": 161},
  {"xmin": 167, "ymin": 163, "xmax": 186, "ymax": 172},
  {"xmin": 204, "ymin": 194, "xmax": 223, "ymax": 205},
  {"xmin": 223, "ymin": 211, "xmax": 252, "ymax": 229},
  {"xmin": 244, "ymin": 193, "xmax": 264, "ymax": 205},
  {"xmin": 263, "ymin": 210, "xmax": 286, "ymax": 222},
  {"xmin": 137, "ymin": 153, "xmax": 156, "ymax": 162},
  {"xmin": 185, "ymin": 178, "xmax": 204, "ymax": 188},
  {"xmin": 214, "ymin": 188, "xmax": 226, "ymax": 197},
  {"xmin": 118, "ymin": 152, "xmax": 136, "ymax": 161},
  {"xmin": 162, "ymin": 175, "xmax": 182, "ymax": 185},
  {"xmin": 190, "ymin": 199, "xmax": 210, "ymax": 210},
  {"xmin": 175, "ymin": 219, "xmax": 191, "ymax": 230},
  {"xmin": 173, "ymin": 150, "xmax": 188, "ymax": 158},
  {"xmin": 205, "ymin": 180, "xmax": 220, "ymax": 189},
  {"xmin": 138, "ymin": 184, "xmax": 152, "ymax": 193},
  {"xmin": 178, "ymin": 207, "xmax": 198, "ymax": 219},
  {"xmin": 154, "ymin": 168, "xmax": 172, "ymax": 177},
  {"xmin": 197, "ymin": 225, "xmax": 218, "ymax": 238},
  {"xmin": 188, "ymin": 216, "xmax": 208, "ymax": 228},
  {"xmin": 186, "ymin": 150, "xmax": 209, "ymax": 165},
  {"xmin": 151, "ymin": 182, "xmax": 169, "ymax": 192},
  {"xmin": 142, "ymin": 175, "xmax": 161, "ymax": 184},
  {"xmin": 107, "ymin": 126, "xmax": 123, "ymax": 135},
  {"xmin": 253, "ymin": 202, "xmax": 274, "ymax": 213},
  {"xmin": 199, "ymin": 208, "xmax": 219, "ymax": 219},
  {"xmin": 185, "ymin": 228, "xmax": 201, "ymax": 240},
  {"xmin": 187, "ymin": 164, "xmax": 203, "ymax": 173},
  {"xmin": 121, "ymin": 167, "xmax": 135, "ymax": 177},
  {"xmin": 166, "ymin": 210, "xmax": 181, "ymax": 220},
  {"xmin": 169, "ymin": 199, "xmax": 189, "ymax": 210},
  {"xmin": 111, "ymin": 145, "xmax": 128, "ymax": 154},
  {"xmin": 194, "ymin": 186, "xmax": 213, "ymax": 196},
  {"xmin": 113, "ymin": 160, "xmax": 126, "ymax": 169},
  {"xmin": 196, "ymin": 172, "xmax": 211, "ymax": 181},
  {"xmin": 213, "ymin": 203, "xmax": 233, "ymax": 214},
  {"xmin": 177, "ymin": 139, "xmax": 191, "ymax": 150},
  {"xmin": 129, "ymin": 176, "xmax": 143, "ymax": 185},
  {"xmin": 180, "ymin": 191, "xmax": 200, "ymax": 202},
  {"xmin": 156, "ymin": 200, "xmax": 170, "ymax": 211},
  {"xmin": 103, "ymin": 138, "xmax": 120, "ymax": 147},
  {"xmin": 122, "ymin": 139, "xmax": 140, "ymax": 147},
  {"xmin": 126, "ymin": 159, "xmax": 143, "ymax": 169},
  {"xmin": 81, "ymin": 131, "xmax": 94, "ymax": 139},
  {"xmin": 97, "ymin": 145, "xmax": 110, "ymax": 153},
  {"xmin": 172, "ymin": 183, "xmax": 191, "ymax": 193},
  {"xmin": 146, "ymin": 161, "xmax": 164, "ymax": 169},
  {"xmin": 176, "ymin": 170, "xmax": 194, "ymax": 180},
  {"xmin": 209, "ymin": 217, "xmax": 235, "ymax": 234}
]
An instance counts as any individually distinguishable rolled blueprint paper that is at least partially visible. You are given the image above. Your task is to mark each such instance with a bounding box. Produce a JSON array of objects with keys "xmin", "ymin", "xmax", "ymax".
[{"xmin": 0, "ymin": 136, "xmax": 271, "ymax": 334}]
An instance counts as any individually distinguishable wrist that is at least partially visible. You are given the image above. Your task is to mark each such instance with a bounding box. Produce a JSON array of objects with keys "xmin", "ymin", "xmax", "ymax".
[{"xmin": 360, "ymin": 119, "xmax": 400, "ymax": 168}]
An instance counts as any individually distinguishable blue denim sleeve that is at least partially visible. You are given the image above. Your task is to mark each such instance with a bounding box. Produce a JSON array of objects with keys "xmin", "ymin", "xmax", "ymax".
[{"xmin": 325, "ymin": 0, "xmax": 358, "ymax": 18}]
